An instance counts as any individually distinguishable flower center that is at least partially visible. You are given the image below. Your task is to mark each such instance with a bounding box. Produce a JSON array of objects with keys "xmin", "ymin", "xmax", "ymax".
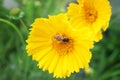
[
  {"xmin": 83, "ymin": 5, "xmax": 97, "ymax": 23},
  {"xmin": 52, "ymin": 33, "xmax": 73, "ymax": 56}
]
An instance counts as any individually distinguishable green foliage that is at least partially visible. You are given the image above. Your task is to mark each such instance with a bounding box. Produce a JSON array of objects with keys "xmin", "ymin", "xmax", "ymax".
[{"xmin": 0, "ymin": 0, "xmax": 120, "ymax": 80}]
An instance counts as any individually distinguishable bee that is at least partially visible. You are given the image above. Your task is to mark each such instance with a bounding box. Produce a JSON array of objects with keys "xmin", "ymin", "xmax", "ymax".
[{"xmin": 54, "ymin": 36, "xmax": 69, "ymax": 42}]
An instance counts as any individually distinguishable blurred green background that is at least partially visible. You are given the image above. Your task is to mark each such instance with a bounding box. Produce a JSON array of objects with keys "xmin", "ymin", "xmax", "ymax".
[{"xmin": 0, "ymin": 0, "xmax": 120, "ymax": 80}]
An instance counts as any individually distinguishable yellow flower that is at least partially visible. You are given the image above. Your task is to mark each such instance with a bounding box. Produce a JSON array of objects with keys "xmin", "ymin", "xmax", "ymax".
[
  {"xmin": 67, "ymin": 0, "xmax": 112, "ymax": 42},
  {"xmin": 26, "ymin": 14, "xmax": 94, "ymax": 78},
  {"xmin": 85, "ymin": 67, "xmax": 93, "ymax": 75}
]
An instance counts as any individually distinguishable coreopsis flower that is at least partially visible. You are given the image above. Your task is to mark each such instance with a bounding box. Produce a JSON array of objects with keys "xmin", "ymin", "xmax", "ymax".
[
  {"xmin": 26, "ymin": 14, "xmax": 94, "ymax": 78},
  {"xmin": 85, "ymin": 67, "xmax": 93, "ymax": 75},
  {"xmin": 67, "ymin": 0, "xmax": 112, "ymax": 42}
]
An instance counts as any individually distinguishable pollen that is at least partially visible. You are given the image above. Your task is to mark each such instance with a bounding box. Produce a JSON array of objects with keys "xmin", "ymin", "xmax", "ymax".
[
  {"xmin": 52, "ymin": 33, "xmax": 74, "ymax": 55},
  {"xmin": 83, "ymin": 6, "xmax": 97, "ymax": 23}
]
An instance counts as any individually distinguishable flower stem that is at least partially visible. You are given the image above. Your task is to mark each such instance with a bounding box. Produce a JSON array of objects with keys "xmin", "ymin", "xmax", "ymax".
[
  {"xmin": 20, "ymin": 19, "xmax": 29, "ymax": 34},
  {"xmin": 0, "ymin": 18, "xmax": 25, "ymax": 46}
]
